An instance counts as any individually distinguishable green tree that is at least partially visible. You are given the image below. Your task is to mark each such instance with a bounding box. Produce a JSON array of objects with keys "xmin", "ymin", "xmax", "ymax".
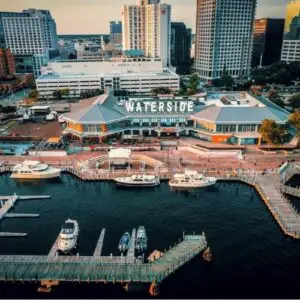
[
  {"xmin": 288, "ymin": 94, "xmax": 300, "ymax": 110},
  {"xmin": 188, "ymin": 73, "xmax": 199, "ymax": 94},
  {"xmin": 52, "ymin": 90, "xmax": 62, "ymax": 100},
  {"xmin": 60, "ymin": 88, "xmax": 70, "ymax": 98},
  {"xmin": 151, "ymin": 87, "xmax": 172, "ymax": 96},
  {"xmin": 289, "ymin": 112, "xmax": 300, "ymax": 136},
  {"xmin": 28, "ymin": 89, "xmax": 39, "ymax": 99},
  {"xmin": 268, "ymin": 90, "xmax": 285, "ymax": 108},
  {"xmin": 260, "ymin": 119, "xmax": 285, "ymax": 145}
]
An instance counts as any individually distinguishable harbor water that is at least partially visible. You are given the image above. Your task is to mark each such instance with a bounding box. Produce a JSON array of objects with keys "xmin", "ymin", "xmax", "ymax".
[{"xmin": 0, "ymin": 174, "xmax": 300, "ymax": 298}]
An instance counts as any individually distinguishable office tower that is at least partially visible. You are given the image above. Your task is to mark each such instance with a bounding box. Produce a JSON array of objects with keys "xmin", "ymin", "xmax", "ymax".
[
  {"xmin": 0, "ymin": 48, "xmax": 16, "ymax": 78},
  {"xmin": 171, "ymin": 22, "xmax": 192, "ymax": 74},
  {"xmin": 194, "ymin": 0, "xmax": 257, "ymax": 80},
  {"xmin": 281, "ymin": 0, "xmax": 300, "ymax": 62},
  {"xmin": 252, "ymin": 19, "xmax": 284, "ymax": 67},
  {"xmin": 110, "ymin": 21, "xmax": 122, "ymax": 45},
  {"xmin": 284, "ymin": 0, "xmax": 300, "ymax": 33},
  {"xmin": 122, "ymin": 0, "xmax": 171, "ymax": 67},
  {"xmin": 0, "ymin": 9, "xmax": 58, "ymax": 77}
]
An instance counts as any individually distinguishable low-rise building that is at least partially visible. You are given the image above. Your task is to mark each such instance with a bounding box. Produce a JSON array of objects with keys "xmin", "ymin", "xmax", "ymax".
[
  {"xmin": 36, "ymin": 58, "xmax": 179, "ymax": 98},
  {"xmin": 61, "ymin": 91, "xmax": 290, "ymax": 145}
]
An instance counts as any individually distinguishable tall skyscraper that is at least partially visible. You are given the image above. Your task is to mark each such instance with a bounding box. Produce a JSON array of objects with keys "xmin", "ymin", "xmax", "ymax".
[
  {"xmin": 171, "ymin": 22, "xmax": 191, "ymax": 74},
  {"xmin": 0, "ymin": 9, "xmax": 58, "ymax": 77},
  {"xmin": 194, "ymin": 0, "xmax": 257, "ymax": 80},
  {"xmin": 0, "ymin": 48, "xmax": 16, "ymax": 78},
  {"xmin": 284, "ymin": 0, "xmax": 300, "ymax": 33},
  {"xmin": 252, "ymin": 19, "xmax": 284, "ymax": 67},
  {"xmin": 122, "ymin": 0, "xmax": 171, "ymax": 67},
  {"xmin": 281, "ymin": 0, "xmax": 300, "ymax": 63},
  {"xmin": 110, "ymin": 21, "xmax": 122, "ymax": 45}
]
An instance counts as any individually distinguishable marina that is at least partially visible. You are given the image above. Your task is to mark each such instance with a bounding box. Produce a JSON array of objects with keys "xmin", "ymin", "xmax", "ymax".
[{"xmin": 0, "ymin": 165, "xmax": 300, "ymax": 297}]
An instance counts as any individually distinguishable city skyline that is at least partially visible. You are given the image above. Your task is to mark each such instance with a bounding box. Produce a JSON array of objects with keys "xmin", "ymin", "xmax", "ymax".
[{"xmin": 0, "ymin": 0, "xmax": 288, "ymax": 34}]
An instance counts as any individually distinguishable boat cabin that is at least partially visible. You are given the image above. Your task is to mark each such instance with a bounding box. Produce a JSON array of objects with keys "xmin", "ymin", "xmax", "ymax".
[{"xmin": 61, "ymin": 223, "xmax": 75, "ymax": 234}]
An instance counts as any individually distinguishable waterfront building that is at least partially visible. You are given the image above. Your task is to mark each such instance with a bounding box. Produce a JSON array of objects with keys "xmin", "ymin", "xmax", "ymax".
[
  {"xmin": 171, "ymin": 22, "xmax": 192, "ymax": 74},
  {"xmin": 0, "ymin": 9, "xmax": 58, "ymax": 77},
  {"xmin": 61, "ymin": 90, "xmax": 290, "ymax": 145},
  {"xmin": 36, "ymin": 58, "xmax": 179, "ymax": 98},
  {"xmin": 252, "ymin": 19, "xmax": 285, "ymax": 67},
  {"xmin": 194, "ymin": 0, "xmax": 257, "ymax": 80},
  {"xmin": 110, "ymin": 21, "xmax": 122, "ymax": 45},
  {"xmin": 122, "ymin": 0, "xmax": 171, "ymax": 67},
  {"xmin": 0, "ymin": 48, "xmax": 15, "ymax": 78},
  {"xmin": 281, "ymin": 13, "xmax": 300, "ymax": 63}
]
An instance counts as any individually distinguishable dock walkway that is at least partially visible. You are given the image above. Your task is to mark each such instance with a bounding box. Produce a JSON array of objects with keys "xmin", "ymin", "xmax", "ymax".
[
  {"xmin": 127, "ymin": 228, "xmax": 136, "ymax": 260},
  {"xmin": 93, "ymin": 228, "xmax": 106, "ymax": 257},
  {"xmin": 0, "ymin": 234, "xmax": 207, "ymax": 283},
  {"xmin": 255, "ymin": 174, "xmax": 300, "ymax": 239}
]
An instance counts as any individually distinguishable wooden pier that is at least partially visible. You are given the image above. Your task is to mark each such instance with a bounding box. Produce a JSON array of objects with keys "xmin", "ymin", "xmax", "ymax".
[
  {"xmin": 127, "ymin": 228, "xmax": 136, "ymax": 259},
  {"xmin": 4, "ymin": 213, "xmax": 40, "ymax": 218},
  {"xmin": 0, "ymin": 232, "xmax": 27, "ymax": 237},
  {"xmin": 48, "ymin": 232, "xmax": 60, "ymax": 258},
  {"xmin": 254, "ymin": 175, "xmax": 300, "ymax": 239},
  {"xmin": 93, "ymin": 228, "xmax": 106, "ymax": 256},
  {"xmin": 0, "ymin": 233, "xmax": 207, "ymax": 284}
]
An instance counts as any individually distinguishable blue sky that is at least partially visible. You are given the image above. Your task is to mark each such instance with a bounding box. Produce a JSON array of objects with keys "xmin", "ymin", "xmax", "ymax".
[{"xmin": 0, "ymin": 0, "xmax": 288, "ymax": 34}]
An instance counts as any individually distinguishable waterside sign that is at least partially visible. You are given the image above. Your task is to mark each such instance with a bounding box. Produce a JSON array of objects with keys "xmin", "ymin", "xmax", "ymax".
[{"xmin": 124, "ymin": 101, "xmax": 194, "ymax": 114}]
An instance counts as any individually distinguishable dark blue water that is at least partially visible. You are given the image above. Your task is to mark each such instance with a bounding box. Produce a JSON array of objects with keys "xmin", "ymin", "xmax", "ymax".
[{"xmin": 0, "ymin": 174, "xmax": 300, "ymax": 299}]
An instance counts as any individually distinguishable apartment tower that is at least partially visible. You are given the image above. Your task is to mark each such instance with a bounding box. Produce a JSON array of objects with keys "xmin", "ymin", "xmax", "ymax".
[
  {"xmin": 194, "ymin": 0, "xmax": 257, "ymax": 80},
  {"xmin": 122, "ymin": 0, "xmax": 171, "ymax": 67}
]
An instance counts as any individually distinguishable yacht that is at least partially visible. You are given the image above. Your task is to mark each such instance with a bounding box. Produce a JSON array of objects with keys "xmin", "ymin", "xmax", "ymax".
[
  {"xmin": 169, "ymin": 169, "xmax": 217, "ymax": 189},
  {"xmin": 135, "ymin": 226, "xmax": 147, "ymax": 252},
  {"xmin": 114, "ymin": 174, "xmax": 160, "ymax": 187},
  {"xmin": 58, "ymin": 219, "xmax": 79, "ymax": 253},
  {"xmin": 11, "ymin": 160, "xmax": 61, "ymax": 179},
  {"xmin": 118, "ymin": 232, "xmax": 131, "ymax": 252}
]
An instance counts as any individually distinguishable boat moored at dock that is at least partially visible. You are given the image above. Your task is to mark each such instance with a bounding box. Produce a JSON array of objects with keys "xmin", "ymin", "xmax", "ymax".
[
  {"xmin": 118, "ymin": 232, "xmax": 131, "ymax": 252},
  {"xmin": 58, "ymin": 219, "xmax": 79, "ymax": 253},
  {"xmin": 11, "ymin": 161, "xmax": 61, "ymax": 179},
  {"xmin": 135, "ymin": 226, "xmax": 148, "ymax": 252},
  {"xmin": 169, "ymin": 169, "xmax": 217, "ymax": 189},
  {"xmin": 114, "ymin": 174, "xmax": 160, "ymax": 187}
]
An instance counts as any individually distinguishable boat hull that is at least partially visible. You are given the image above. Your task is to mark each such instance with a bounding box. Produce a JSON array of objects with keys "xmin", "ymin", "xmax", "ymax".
[
  {"xmin": 11, "ymin": 170, "xmax": 61, "ymax": 179},
  {"xmin": 115, "ymin": 179, "xmax": 160, "ymax": 187},
  {"xmin": 169, "ymin": 179, "xmax": 217, "ymax": 189}
]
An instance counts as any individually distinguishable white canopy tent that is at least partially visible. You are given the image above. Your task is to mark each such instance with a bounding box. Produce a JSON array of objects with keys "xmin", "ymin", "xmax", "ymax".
[{"xmin": 108, "ymin": 148, "xmax": 131, "ymax": 168}]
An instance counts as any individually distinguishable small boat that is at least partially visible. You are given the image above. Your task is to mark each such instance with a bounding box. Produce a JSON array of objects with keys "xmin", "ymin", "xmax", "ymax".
[
  {"xmin": 11, "ymin": 160, "xmax": 61, "ymax": 180},
  {"xmin": 118, "ymin": 232, "xmax": 131, "ymax": 252},
  {"xmin": 114, "ymin": 174, "xmax": 160, "ymax": 187},
  {"xmin": 58, "ymin": 219, "xmax": 79, "ymax": 253},
  {"xmin": 169, "ymin": 169, "xmax": 217, "ymax": 189},
  {"xmin": 135, "ymin": 226, "xmax": 148, "ymax": 252}
]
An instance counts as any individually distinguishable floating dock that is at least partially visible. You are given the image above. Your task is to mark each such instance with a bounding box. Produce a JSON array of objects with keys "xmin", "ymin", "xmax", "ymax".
[
  {"xmin": 48, "ymin": 232, "xmax": 60, "ymax": 258},
  {"xmin": 4, "ymin": 213, "xmax": 40, "ymax": 218},
  {"xmin": 127, "ymin": 228, "xmax": 136, "ymax": 259},
  {"xmin": 0, "ymin": 232, "xmax": 27, "ymax": 237},
  {"xmin": 93, "ymin": 228, "xmax": 106, "ymax": 257},
  {"xmin": 0, "ymin": 233, "xmax": 207, "ymax": 284}
]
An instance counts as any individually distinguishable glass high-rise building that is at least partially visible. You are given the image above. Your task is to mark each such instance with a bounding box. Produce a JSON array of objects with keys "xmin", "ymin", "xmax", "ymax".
[
  {"xmin": 0, "ymin": 9, "xmax": 58, "ymax": 77},
  {"xmin": 284, "ymin": 0, "xmax": 300, "ymax": 33},
  {"xmin": 252, "ymin": 18, "xmax": 284, "ymax": 67},
  {"xmin": 281, "ymin": 0, "xmax": 300, "ymax": 63},
  {"xmin": 194, "ymin": 0, "xmax": 257, "ymax": 80}
]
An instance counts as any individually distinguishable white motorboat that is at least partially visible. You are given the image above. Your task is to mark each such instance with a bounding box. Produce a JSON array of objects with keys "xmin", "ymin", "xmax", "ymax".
[
  {"xmin": 11, "ymin": 160, "xmax": 61, "ymax": 179},
  {"xmin": 135, "ymin": 226, "xmax": 147, "ymax": 252},
  {"xmin": 169, "ymin": 169, "xmax": 217, "ymax": 188},
  {"xmin": 114, "ymin": 174, "xmax": 160, "ymax": 187},
  {"xmin": 58, "ymin": 219, "xmax": 79, "ymax": 253}
]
